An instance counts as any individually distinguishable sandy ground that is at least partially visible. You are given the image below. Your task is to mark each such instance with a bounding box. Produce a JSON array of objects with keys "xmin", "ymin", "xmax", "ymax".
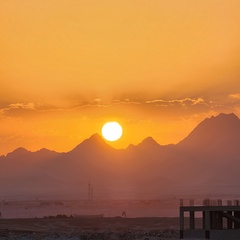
[
  {"xmin": 0, "ymin": 199, "xmax": 179, "ymax": 219},
  {"xmin": 0, "ymin": 200, "xmax": 207, "ymax": 239},
  {"xmin": 0, "ymin": 217, "xmax": 181, "ymax": 239}
]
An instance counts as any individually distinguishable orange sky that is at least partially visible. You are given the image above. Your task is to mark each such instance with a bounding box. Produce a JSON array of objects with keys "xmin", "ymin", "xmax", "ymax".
[{"xmin": 1, "ymin": 0, "xmax": 240, "ymax": 155}]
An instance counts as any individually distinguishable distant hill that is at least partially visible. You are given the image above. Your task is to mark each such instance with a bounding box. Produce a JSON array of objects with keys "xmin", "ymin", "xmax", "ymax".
[
  {"xmin": 0, "ymin": 113, "xmax": 240, "ymax": 199},
  {"xmin": 178, "ymin": 113, "xmax": 240, "ymax": 155}
]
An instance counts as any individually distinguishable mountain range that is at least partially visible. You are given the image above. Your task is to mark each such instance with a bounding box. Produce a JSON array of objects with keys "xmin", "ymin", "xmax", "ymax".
[{"xmin": 1, "ymin": 113, "xmax": 240, "ymax": 199}]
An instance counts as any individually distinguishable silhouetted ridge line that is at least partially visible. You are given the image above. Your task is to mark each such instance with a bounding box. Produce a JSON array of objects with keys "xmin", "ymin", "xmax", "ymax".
[
  {"xmin": 6, "ymin": 147, "xmax": 29, "ymax": 158},
  {"xmin": 177, "ymin": 112, "xmax": 240, "ymax": 149},
  {"xmin": 1, "ymin": 112, "xmax": 240, "ymax": 198},
  {"xmin": 69, "ymin": 133, "xmax": 115, "ymax": 155},
  {"xmin": 140, "ymin": 137, "xmax": 159, "ymax": 145}
]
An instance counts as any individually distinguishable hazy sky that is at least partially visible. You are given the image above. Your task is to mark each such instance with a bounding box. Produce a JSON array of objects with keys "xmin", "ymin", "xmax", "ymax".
[{"xmin": 1, "ymin": 0, "xmax": 240, "ymax": 155}]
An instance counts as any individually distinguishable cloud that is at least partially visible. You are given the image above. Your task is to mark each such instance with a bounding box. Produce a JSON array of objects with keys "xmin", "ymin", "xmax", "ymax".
[
  {"xmin": 0, "ymin": 102, "xmax": 36, "ymax": 117},
  {"xmin": 8, "ymin": 103, "xmax": 35, "ymax": 110},
  {"xmin": 0, "ymin": 97, "xmax": 213, "ymax": 118},
  {"xmin": 145, "ymin": 97, "xmax": 206, "ymax": 106},
  {"xmin": 229, "ymin": 93, "xmax": 240, "ymax": 100}
]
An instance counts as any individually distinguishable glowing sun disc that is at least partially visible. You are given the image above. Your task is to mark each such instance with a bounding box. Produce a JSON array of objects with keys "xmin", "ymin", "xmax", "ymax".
[{"xmin": 101, "ymin": 122, "xmax": 123, "ymax": 141}]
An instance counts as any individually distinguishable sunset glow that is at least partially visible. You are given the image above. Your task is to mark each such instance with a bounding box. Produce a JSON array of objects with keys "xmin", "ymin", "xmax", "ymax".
[
  {"xmin": 101, "ymin": 122, "xmax": 123, "ymax": 142},
  {"xmin": 0, "ymin": 0, "xmax": 240, "ymax": 155}
]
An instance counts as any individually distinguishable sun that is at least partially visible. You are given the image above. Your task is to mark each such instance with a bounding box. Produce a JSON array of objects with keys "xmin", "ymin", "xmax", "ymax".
[{"xmin": 101, "ymin": 122, "xmax": 123, "ymax": 141}]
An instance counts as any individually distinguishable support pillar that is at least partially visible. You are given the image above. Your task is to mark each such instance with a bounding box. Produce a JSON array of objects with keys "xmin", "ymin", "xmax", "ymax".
[
  {"xmin": 180, "ymin": 208, "xmax": 184, "ymax": 239},
  {"xmin": 202, "ymin": 211, "xmax": 205, "ymax": 229},
  {"xmin": 205, "ymin": 211, "xmax": 210, "ymax": 239},
  {"xmin": 227, "ymin": 211, "xmax": 233, "ymax": 229},
  {"xmin": 217, "ymin": 211, "xmax": 223, "ymax": 229},
  {"xmin": 210, "ymin": 211, "xmax": 217, "ymax": 229},
  {"xmin": 190, "ymin": 211, "xmax": 195, "ymax": 229},
  {"xmin": 234, "ymin": 211, "xmax": 240, "ymax": 229}
]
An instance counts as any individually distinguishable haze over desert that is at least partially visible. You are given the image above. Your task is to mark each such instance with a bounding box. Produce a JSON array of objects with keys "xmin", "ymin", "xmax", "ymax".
[{"xmin": 1, "ymin": 0, "xmax": 240, "ymax": 239}]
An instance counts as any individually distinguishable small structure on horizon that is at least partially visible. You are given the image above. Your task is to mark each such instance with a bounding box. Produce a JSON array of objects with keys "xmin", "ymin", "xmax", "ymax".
[
  {"xmin": 122, "ymin": 210, "xmax": 127, "ymax": 218},
  {"xmin": 88, "ymin": 181, "xmax": 93, "ymax": 200}
]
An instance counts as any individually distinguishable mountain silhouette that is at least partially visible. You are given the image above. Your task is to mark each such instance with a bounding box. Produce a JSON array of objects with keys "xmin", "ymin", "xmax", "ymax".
[
  {"xmin": 178, "ymin": 113, "xmax": 240, "ymax": 155},
  {"xmin": 6, "ymin": 147, "xmax": 29, "ymax": 159},
  {"xmin": 137, "ymin": 137, "xmax": 162, "ymax": 150},
  {"xmin": 70, "ymin": 133, "xmax": 115, "ymax": 157},
  {"xmin": 1, "ymin": 113, "xmax": 240, "ymax": 198}
]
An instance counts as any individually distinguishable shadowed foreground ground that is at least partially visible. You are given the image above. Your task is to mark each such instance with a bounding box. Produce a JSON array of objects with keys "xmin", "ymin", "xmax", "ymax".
[{"xmin": 0, "ymin": 217, "xmax": 180, "ymax": 239}]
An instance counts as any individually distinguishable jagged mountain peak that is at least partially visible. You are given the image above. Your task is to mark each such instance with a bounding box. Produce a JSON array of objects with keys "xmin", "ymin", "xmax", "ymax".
[
  {"xmin": 34, "ymin": 148, "xmax": 60, "ymax": 158},
  {"xmin": 205, "ymin": 112, "xmax": 239, "ymax": 124},
  {"xmin": 36, "ymin": 148, "xmax": 54, "ymax": 153},
  {"xmin": 81, "ymin": 133, "xmax": 107, "ymax": 146},
  {"xmin": 70, "ymin": 133, "xmax": 114, "ymax": 154},
  {"xmin": 6, "ymin": 147, "xmax": 29, "ymax": 157},
  {"xmin": 178, "ymin": 112, "xmax": 240, "ymax": 151},
  {"xmin": 88, "ymin": 133, "xmax": 104, "ymax": 141},
  {"xmin": 196, "ymin": 112, "xmax": 240, "ymax": 132},
  {"xmin": 140, "ymin": 136, "xmax": 160, "ymax": 147},
  {"xmin": 214, "ymin": 112, "xmax": 238, "ymax": 119},
  {"xmin": 125, "ymin": 137, "xmax": 160, "ymax": 151}
]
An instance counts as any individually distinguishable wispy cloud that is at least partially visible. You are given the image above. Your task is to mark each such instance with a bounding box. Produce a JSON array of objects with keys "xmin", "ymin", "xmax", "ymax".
[
  {"xmin": 0, "ymin": 102, "xmax": 36, "ymax": 117},
  {"xmin": 229, "ymin": 93, "xmax": 240, "ymax": 100},
  {"xmin": 145, "ymin": 97, "xmax": 206, "ymax": 106},
  {"xmin": 0, "ymin": 97, "xmax": 211, "ymax": 117},
  {"xmin": 8, "ymin": 103, "xmax": 35, "ymax": 110}
]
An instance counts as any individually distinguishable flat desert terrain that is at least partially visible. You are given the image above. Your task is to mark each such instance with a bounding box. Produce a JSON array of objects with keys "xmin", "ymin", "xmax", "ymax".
[
  {"xmin": 0, "ymin": 199, "xmax": 207, "ymax": 239},
  {"xmin": 0, "ymin": 217, "xmax": 180, "ymax": 239}
]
